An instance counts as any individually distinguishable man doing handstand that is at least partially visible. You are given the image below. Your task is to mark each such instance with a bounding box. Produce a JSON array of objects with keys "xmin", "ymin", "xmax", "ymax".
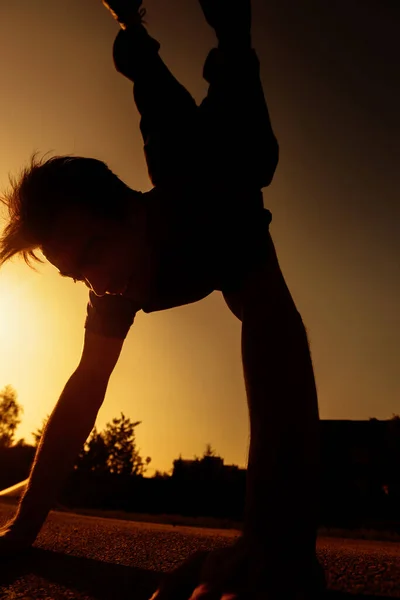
[{"xmin": 0, "ymin": 1, "xmax": 325, "ymax": 597}]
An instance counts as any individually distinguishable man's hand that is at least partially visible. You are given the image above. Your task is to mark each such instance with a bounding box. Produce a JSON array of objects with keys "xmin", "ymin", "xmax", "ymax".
[
  {"xmin": 150, "ymin": 538, "xmax": 326, "ymax": 600},
  {"xmin": 150, "ymin": 540, "xmax": 261, "ymax": 600},
  {"xmin": 0, "ymin": 522, "xmax": 34, "ymax": 559}
]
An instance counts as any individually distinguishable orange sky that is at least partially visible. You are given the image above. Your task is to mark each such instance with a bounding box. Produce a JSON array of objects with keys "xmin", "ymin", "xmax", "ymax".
[{"xmin": 0, "ymin": 0, "xmax": 398, "ymax": 475}]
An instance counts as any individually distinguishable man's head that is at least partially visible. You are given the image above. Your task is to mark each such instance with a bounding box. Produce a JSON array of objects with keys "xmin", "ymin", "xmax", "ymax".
[{"xmin": 0, "ymin": 154, "xmax": 153, "ymax": 301}]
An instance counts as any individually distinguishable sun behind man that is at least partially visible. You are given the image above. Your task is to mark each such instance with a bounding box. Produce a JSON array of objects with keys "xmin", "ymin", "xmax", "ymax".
[{"xmin": 0, "ymin": 1, "xmax": 325, "ymax": 598}]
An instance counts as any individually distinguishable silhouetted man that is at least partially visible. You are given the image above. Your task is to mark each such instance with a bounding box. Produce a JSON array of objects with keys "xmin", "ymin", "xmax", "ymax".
[{"xmin": 0, "ymin": 1, "xmax": 325, "ymax": 597}]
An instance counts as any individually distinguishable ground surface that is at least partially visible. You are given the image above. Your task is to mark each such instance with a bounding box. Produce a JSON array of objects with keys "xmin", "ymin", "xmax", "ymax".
[{"xmin": 1, "ymin": 503, "xmax": 400, "ymax": 599}]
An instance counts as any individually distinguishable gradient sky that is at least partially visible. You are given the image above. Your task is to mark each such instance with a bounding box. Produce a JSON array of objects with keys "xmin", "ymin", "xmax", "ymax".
[{"xmin": 0, "ymin": 0, "xmax": 398, "ymax": 475}]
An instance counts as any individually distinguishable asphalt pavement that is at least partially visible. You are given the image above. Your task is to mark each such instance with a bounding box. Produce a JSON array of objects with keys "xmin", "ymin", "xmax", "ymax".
[{"xmin": 1, "ymin": 502, "xmax": 400, "ymax": 599}]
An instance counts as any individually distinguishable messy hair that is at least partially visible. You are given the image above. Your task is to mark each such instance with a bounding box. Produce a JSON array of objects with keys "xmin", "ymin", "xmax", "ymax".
[{"xmin": 0, "ymin": 153, "xmax": 133, "ymax": 268}]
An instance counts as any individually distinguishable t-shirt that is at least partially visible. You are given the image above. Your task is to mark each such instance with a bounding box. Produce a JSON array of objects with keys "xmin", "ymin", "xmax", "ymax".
[{"xmin": 85, "ymin": 181, "xmax": 272, "ymax": 339}]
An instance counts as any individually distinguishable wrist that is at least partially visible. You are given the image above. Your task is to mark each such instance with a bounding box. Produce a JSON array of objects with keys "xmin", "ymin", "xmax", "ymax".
[{"xmin": 13, "ymin": 497, "xmax": 48, "ymax": 541}]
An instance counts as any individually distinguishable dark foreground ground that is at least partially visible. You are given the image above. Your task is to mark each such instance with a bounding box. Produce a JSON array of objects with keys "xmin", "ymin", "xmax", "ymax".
[{"xmin": 1, "ymin": 503, "xmax": 400, "ymax": 599}]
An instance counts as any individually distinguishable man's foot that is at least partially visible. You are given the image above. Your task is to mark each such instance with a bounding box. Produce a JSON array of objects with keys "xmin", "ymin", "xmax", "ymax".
[
  {"xmin": 102, "ymin": 0, "xmax": 146, "ymax": 30},
  {"xmin": 199, "ymin": 0, "xmax": 252, "ymax": 47},
  {"xmin": 111, "ymin": 0, "xmax": 160, "ymax": 82}
]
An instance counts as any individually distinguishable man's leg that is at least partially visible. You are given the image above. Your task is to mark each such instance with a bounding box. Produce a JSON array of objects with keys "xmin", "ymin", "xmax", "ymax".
[
  {"xmin": 195, "ymin": 0, "xmax": 280, "ymax": 298},
  {"xmin": 223, "ymin": 234, "xmax": 324, "ymax": 596},
  {"xmin": 197, "ymin": 0, "xmax": 279, "ymax": 193},
  {"xmin": 112, "ymin": 23, "xmax": 200, "ymax": 187}
]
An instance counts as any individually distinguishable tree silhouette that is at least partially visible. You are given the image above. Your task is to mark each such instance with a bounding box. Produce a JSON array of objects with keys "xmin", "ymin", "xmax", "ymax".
[
  {"xmin": 31, "ymin": 412, "xmax": 151, "ymax": 476},
  {"xmin": 75, "ymin": 413, "xmax": 151, "ymax": 477},
  {"xmin": 101, "ymin": 413, "xmax": 141, "ymax": 475},
  {"xmin": 153, "ymin": 470, "xmax": 170, "ymax": 479},
  {"xmin": 0, "ymin": 385, "xmax": 22, "ymax": 448},
  {"xmin": 203, "ymin": 443, "xmax": 216, "ymax": 457}
]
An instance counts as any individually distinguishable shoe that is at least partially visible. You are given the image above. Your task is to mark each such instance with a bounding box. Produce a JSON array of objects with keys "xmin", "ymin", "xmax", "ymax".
[
  {"xmin": 102, "ymin": 0, "xmax": 146, "ymax": 29},
  {"xmin": 198, "ymin": 0, "xmax": 252, "ymax": 46}
]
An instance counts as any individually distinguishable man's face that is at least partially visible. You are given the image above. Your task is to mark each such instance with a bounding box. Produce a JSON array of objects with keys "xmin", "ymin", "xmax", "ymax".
[{"xmin": 41, "ymin": 204, "xmax": 153, "ymax": 303}]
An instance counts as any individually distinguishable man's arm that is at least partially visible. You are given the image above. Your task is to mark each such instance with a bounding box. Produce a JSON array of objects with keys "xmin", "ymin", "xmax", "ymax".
[
  {"xmin": 225, "ymin": 234, "xmax": 322, "ymax": 590},
  {"xmin": 1, "ymin": 331, "xmax": 124, "ymax": 549}
]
